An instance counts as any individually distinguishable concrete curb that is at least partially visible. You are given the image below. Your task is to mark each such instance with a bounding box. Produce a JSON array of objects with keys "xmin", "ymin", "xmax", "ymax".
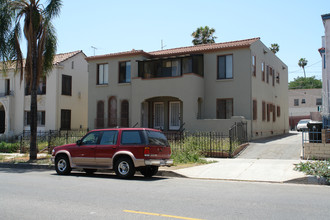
[{"xmin": 0, "ymin": 163, "xmax": 328, "ymax": 185}]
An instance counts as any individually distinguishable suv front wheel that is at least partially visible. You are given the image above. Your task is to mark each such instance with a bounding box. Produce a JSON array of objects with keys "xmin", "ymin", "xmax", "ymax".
[
  {"xmin": 55, "ymin": 155, "xmax": 72, "ymax": 175},
  {"xmin": 114, "ymin": 157, "xmax": 135, "ymax": 178}
]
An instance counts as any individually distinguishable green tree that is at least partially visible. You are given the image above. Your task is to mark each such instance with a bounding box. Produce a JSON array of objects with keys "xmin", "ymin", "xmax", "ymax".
[
  {"xmin": 298, "ymin": 58, "xmax": 308, "ymax": 78},
  {"xmin": 0, "ymin": 0, "xmax": 62, "ymax": 160},
  {"xmin": 191, "ymin": 26, "xmax": 217, "ymax": 45},
  {"xmin": 269, "ymin": 43, "xmax": 279, "ymax": 54},
  {"xmin": 289, "ymin": 76, "xmax": 322, "ymax": 89}
]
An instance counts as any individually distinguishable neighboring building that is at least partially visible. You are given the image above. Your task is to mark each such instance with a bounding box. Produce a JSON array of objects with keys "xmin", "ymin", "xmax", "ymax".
[
  {"xmin": 321, "ymin": 13, "xmax": 330, "ymax": 127},
  {"xmin": 0, "ymin": 51, "xmax": 88, "ymax": 137},
  {"xmin": 86, "ymin": 38, "xmax": 289, "ymax": 140},
  {"xmin": 288, "ymin": 89, "xmax": 322, "ymax": 129}
]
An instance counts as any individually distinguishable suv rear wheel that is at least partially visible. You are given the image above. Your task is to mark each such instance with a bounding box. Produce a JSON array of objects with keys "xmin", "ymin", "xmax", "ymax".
[
  {"xmin": 114, "ymin": 157, "xmax": 135, "ymax": 178},
  {"xmin": 55, "ymin": 155, "xmax": 72, "ymax": 175}
]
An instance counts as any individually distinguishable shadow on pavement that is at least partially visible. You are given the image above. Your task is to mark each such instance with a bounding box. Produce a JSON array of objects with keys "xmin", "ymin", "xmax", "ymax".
[
  {"xmin": 50, "ymin": 170, "xmax": 170, "ymax": 182},
  {"xmin": 284, "ymin": 176, "xmax": 329, "ymax": 186},
  {"xmin": 249, "ymin": 132, "xmax": 300, "ymax": 144}
]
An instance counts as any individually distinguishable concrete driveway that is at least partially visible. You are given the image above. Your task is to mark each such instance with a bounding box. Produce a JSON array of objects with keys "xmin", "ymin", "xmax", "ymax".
[{"xmin": 238, "ymin": 131, "xmax": 302, "ymax": 159}]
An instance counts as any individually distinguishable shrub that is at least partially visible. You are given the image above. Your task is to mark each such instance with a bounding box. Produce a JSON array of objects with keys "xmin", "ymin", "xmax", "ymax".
[
  {"xmin": 0, "ymin": 142, "xmax": 20, "ymax": 153},
  {"xmin": 294, "ymin": 160, "xmax": 330, "ymax": 183},
  {"xmin": 171, "ymin": 136, "xmax": 208, "ymax": 164}
]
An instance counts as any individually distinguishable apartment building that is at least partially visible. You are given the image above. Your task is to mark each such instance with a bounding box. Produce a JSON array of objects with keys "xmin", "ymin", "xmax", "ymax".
[
  {"xmin": 0, "ymin": 51, "xmax": 88, "ymax": 137},
  {"xmin": 288, "ymin": 89, "xmax": 322, "ymax": 129},
  {"xmin": 86, "ymin": 38, "xmax": 289, "ymax": 139},
  {"xmin": 321, "ymin": 13, "xmax": 330, "ymax": 127}
]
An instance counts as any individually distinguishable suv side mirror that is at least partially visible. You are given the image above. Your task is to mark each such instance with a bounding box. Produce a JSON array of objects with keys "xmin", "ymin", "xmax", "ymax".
[{"xmin": 76, "ymin": 140, "xmax": 82, "ymax": 145}]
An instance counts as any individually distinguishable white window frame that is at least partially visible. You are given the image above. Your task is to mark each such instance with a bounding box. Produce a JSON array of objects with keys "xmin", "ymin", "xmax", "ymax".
[{"xmin": 153, "ymin": 102, "xmax": 164, "ymax": 130}]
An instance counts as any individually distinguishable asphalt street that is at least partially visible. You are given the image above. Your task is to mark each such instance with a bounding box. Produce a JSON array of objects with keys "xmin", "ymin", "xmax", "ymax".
[{"xmin": 0, "ymin": 168, "xmax": 329, "ymax": 220}]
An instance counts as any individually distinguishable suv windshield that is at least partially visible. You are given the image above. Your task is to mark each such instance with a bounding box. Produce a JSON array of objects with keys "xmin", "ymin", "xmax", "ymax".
[{"xmin": 146, "ymin": 130, "xmax": 169, "ymax": 146}]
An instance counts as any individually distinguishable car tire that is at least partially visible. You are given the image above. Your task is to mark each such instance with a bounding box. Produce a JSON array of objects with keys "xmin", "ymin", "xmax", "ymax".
[
  {"xmin": 140, "ymin": 166, "xmax": 159, "ymax": 178},
  {"xmin": 55, "ymin": 155, "xmax": 71, "ymax": 175},
  {"xmin": 114, "ymin": 157, "xmax": 135, "ymax": 178},
  {"xmin": 84, "ymin": 169, "xmax": 97, "ymax": 175}
]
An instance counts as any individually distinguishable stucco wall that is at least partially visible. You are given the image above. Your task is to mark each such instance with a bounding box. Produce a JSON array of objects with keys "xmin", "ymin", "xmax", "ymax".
[{"xmin": 250, "ymin": 41, "xmax": 289, "ymax": 139}]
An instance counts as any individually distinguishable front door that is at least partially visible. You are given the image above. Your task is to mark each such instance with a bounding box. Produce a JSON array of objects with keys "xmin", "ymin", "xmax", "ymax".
[
  {"xmin": 154, "ymin": 102, "xmax": 164, "ymax": 130},
  {"xmin": 169, "ymin": 101, "xmax": 180, "ymax": 130}
]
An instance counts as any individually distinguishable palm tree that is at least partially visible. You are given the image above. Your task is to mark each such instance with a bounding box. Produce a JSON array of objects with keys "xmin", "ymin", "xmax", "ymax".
[
  {"xmin": 191, "ymin": 26, "xmax": 217, "ymax": 45},
  {"xmin": 269, "ymin": 43, "xmax": 279, "ymax": 54},
  {"xmin": 0, "ymin": 0, "xmax": 62, "ymax": 160},
  {"xmin": 298, "ymin": 58, "xmax": 308, "ymax": 78}
]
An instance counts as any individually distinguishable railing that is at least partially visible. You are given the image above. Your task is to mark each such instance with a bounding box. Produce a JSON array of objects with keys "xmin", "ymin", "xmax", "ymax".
[
  {"xmin": 18, "ymin": 129, "xmax": 88, "ymax": 153},
  {"xmin": 164, "ymin": 122, "xmax": 248, "ymax": 158},
  {"xmin": 302, "ymin": 129, "xmax": 322, "ymax": 144}
]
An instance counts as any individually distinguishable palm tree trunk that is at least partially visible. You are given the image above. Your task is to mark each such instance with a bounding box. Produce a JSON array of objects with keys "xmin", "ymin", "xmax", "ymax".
[
  {"xmin": 303, "ymin": 68, "xmax": 306, "ymax": 78},
  {"xmin": 29, "ymin": 47, "xmax": 38, "ymax": 160}
]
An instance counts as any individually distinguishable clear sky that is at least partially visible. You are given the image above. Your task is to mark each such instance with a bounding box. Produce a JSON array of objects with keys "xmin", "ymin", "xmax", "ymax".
[{"xmin": 40, "ymin": 0, "xmax": 330, "ymax": 82}]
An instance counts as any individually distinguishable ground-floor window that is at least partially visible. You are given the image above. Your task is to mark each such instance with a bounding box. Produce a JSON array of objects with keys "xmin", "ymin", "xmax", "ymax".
[
  {"xmin": 216, "ymin": 98, "xmax": 233, "ymax": 119},
  {"xmin": 61, "ymin": 109, "xmax": 71, "ymax": 130}
]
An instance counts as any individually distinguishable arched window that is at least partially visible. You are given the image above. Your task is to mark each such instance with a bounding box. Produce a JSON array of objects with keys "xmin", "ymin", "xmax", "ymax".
[
  {"xmin": 121, "ymin": 100, "xmax": 129, "ymax": 127},
  {"xmin": 96, "ymin": 101, "xmax": 104, "ymax": 128},
  {"xmin": 108, "ymin": 97, "xmax": 117, "ymax": 127}
]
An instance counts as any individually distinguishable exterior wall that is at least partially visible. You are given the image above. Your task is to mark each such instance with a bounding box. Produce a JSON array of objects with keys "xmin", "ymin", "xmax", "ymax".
[
  {"xmin": 303, "ymin": 143, "xmax": 330, "ymax": 160},
  {"xmin": 0, "ymin": 51, "xmax": 88, "ymax": 136},
  {"xmin": 87, "ymin": 55, "xmax": 139, "ymax": 129},
  {"xmin": 58, "ymin": 53, "xmax": 88, "ymax": 130},
  {"xmin": 288, "ymin": 89, "xmax": 322, "ymax": 128},
  {"xmin": 322, "ymin": 14, "xmax": 330, "ymax": 124},
  {"xmin": 250, "ymin": 41, "xmax": 289, "ymax": 138},
  {"xmin": 203, "ymin": 48, "xmax": 252, "ymax": 119}
]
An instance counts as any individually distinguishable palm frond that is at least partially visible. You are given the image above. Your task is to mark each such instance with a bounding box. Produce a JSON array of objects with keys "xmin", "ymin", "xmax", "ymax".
[{"xmin": 45, "ymin": 0, "xmax": 62, "ymax": 20}]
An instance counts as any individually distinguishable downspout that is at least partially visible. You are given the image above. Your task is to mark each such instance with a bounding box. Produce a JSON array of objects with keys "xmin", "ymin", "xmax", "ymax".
[{"xmin": 249, "ymin": 46, "xmax": 253, "ymax": 140}]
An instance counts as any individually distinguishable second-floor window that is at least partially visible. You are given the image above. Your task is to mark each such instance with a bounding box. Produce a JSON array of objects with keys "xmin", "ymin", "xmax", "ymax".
[
  {"xmin": 217, "ymin": 55, "xmax": 233, "ymax": 79},
  {"xmin": 62, "ymin": 75, "xmax": 72, "ymax": 96},
  {"xmin": 252, "ymin": 55, "xmax": 256, "ymax": 77},
  {"xmin": 316, "ymin": 98, "xmax": 322, "ymax": 105},
  {"xmin": 138, "ymin": 55, "xmax": 203, "ymax": 79},
  {"xmin": 294, "ymin": 99, "xmax": 299, "ymax": 106},
  {"xmin": 119, "ymin": 61, "xmax": 131, "ymax": 83},
  {"xmin": 25, "ymin": 78, "xmax": 46, "ymax": 95},
  {"xmin": 97, "ymin": 64, "xmax": 108, "ymax": 85}
]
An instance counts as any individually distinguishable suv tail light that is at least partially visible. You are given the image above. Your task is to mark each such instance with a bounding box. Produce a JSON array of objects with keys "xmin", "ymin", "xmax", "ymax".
[{"xmin": 144, "ymin": 147, "xmax": 150, "ymax": 157}]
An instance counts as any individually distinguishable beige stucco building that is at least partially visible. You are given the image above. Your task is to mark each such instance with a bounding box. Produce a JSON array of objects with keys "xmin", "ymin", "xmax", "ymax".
[
  {"xmin": 0, "ymin": 51, "xmax": 88, "ymax": 137},
  {"xmin": 288, "ymin": 89, "xmax": 322, "ymax": 129},
  {"xmin": 86, "ymin": 38, "xmax": 289, "ymax": 140}
]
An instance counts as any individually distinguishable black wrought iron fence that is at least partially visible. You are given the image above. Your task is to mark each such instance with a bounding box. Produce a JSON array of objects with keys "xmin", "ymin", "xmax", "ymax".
[
  {"xmin": 19, "ymin": 130, "xmax": 88, "ymax": 153},
  {"xmin": 164, "ymin": 122, "xmax": 248, "ymax": 158}
]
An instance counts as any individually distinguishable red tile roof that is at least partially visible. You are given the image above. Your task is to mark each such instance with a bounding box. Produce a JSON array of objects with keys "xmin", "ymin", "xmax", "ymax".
[
  {"xmin": 53, "ymin": 50, "xmax": 83, "ymax": 65},
  {"xmin": 86, "ymin": 37, "xmax": 260, "ymax": 61}
]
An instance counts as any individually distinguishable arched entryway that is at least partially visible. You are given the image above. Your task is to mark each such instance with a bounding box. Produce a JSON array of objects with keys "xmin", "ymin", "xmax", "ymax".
[
  {"xmin": 0, "ymin": 104, "xmax": 5, "ymax": 134},
  {"xmin": 141, "ymin": 96, "xmax": 182, "ymax": 131}
]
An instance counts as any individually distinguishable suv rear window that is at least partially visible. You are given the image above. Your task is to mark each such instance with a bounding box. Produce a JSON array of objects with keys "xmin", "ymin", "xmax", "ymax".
[
  {"xmin": 146, "ymin": 130, "xmax": 168, "ymax": 146},
  {"xmin": 121, "ymin": 131, "xmax": 143, "ymax": 145}
]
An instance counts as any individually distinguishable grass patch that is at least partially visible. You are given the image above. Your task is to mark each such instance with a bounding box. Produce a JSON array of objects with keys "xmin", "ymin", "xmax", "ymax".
[
  {"xmin": 0, "ymin": 154, "xmax": 52, "ymax": 164},
  {"xmin": 294, "ymin": 160, "xmax": 330, "ymax": 183}
]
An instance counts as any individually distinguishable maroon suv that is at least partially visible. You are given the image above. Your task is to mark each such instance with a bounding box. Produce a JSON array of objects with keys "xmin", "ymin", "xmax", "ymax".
[{"xmin": 52, "ymin": 128, "xmax": 173, "ymax": 178}]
